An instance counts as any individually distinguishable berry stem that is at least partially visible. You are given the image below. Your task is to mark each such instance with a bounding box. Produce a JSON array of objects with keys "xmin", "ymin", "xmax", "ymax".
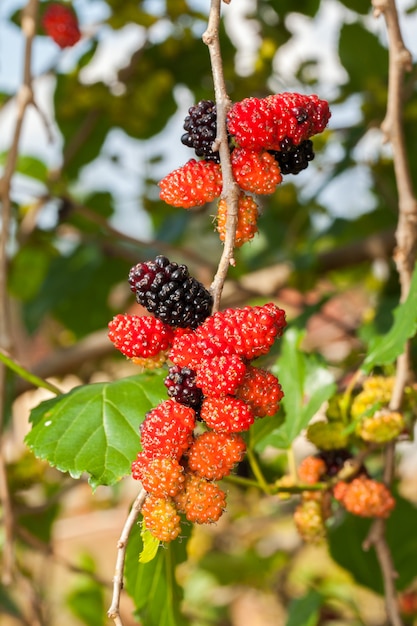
[
  {"xmin": 0, "ymin": 0, "xmax": 39, "ymax": 586},
  {"xmin": 224, "ymin": 475, "xmax": 265, "ymax": 490},
  {"xmin": 365, "ymin": 3, "xmax": 417, "ymax": 623},
  {"xmin": 108, "ymin": 487, "xmax": 147, "ymax": 625},
  {"xmin": 203, "ymin": 0, "xmax": 240, "ymax": 311},
  {"xmin": 286, "ymin": 448, "xmax": 298, "ymax": 483},
  {"xmin": 246, "ymin": 448, "xmax": 271, "ymax": 495},
  {"xmin": 271, "ymin": 483, "xmax": 326, "ymax": 495},
  {"xmin": 226, "ymin": 473, "xmax": 327, "ymax": 494}
]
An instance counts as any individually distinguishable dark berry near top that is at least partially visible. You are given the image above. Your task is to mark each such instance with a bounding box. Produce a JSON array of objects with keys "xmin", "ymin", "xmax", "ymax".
[
  {"xmin": 128, "ymin": 255, "xmax": 213, "ymax": 329},
  {"xmin": 270, "ymin": 139, "xmax": 315, "ymax": 175},
  {"xmin": 181, "ymin": 100, "xmax": 235, "ymax": 163},
  {"xmin": 181, "ymin": 100, "xmax": 220, "ymax": 162},
  {"xmin": 164, "ymin": 365, "xmax": 203, "ymax": 410}
]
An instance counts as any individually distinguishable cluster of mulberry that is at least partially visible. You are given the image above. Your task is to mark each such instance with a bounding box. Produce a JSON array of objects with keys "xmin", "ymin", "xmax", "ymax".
[
  {"xmin": 108, "ymin": 256, "xmax": 286, "ymax": 542},
  {"xmin": 293, "ymin": 375, "xmax": 411, "ymax": 542},
  {"xmin": 108, "ymin": 255, "xmax": 213, "ymax": 369},
  {"xmin": 159, "ymin": 93, "xmax": 331, "ymax": 248}
]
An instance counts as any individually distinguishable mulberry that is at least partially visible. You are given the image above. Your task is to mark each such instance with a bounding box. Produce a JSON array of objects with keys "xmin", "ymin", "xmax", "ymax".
[
  {"xmin": 140, "ymin": 400, "xmax": 195, "ymax": 460},
  {"xmin": 227, "ymin": 93, "xmax": 330, "ymax": 151},
  {"xmin": 187, "ymin": 431, "xmax": 246, "ymax": 480},
  {"xmin": 128, "ymin": 255, "xmax": 213, "ymax": 329},
  {"xmin": 216, "ymin": 193, "xmax": 259, "ymax": 248},
  {"xmin": 159, "ymin": 159, "xmax": 222, "ymax": 208}
]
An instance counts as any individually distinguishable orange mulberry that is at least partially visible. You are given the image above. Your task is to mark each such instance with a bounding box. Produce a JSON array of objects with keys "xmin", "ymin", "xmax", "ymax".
[
  {"xmin": 141, "ymin": 495, "xmax": 181, "ymax": 542},
  {"xmin": 216, "ymin": 193, "xmax": 259, "ymax": 248},
  {"xmin": 333, "ymin": 475, "xmax": 395, "ymax": 519},
  {"xmin": 131, "ymin": 454, "xmax": 185, "ymax": 497},
  {"xmin": 298, "ymin": 456, "xmax": 327, "ymax": 485},
  {"xmin": 159, "ymin": 159, "xmax": 222, "ymax": 208},
  {"xmin": 175, "ymin": 474, "xmax": 226, "ymax": 524},
  {"xmin": 187, "ymin": 431, "xmax": 246, "ymax": 480}
]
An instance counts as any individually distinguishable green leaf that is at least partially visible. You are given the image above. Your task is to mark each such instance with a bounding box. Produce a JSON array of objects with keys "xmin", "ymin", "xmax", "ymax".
[
  {"xmin": 16, "ymin": 155, "xmax": 48, "ymax": 182},
  {"xmin": 0, "ymin": 153, "xmax": 48, "ymax": 182},
  {"xmin": 251, "ymin": 409, "xmax": 285, "ymax": 452},
  {"xmin": 286, "ymin": 589, "xmax": 323, "ymax": 626},
  {"xmin": 262, "ymin": 329, "xmax": 336, "ymax": 449},
  {"xmin": 25, "ymin": 372, "xmax": 166, "ymax": 489},
  {"xmin": 106, "ymin": 0, "xmax": 159, "ymax": 29},
  {"xmin": 18, "ymin": 501, "xmax": 60, "ymax": 544},
  {"xmin": 140, "ymin": 528, "xmax": 160, "ymax": 563},
  {"xmin": 328, "ymin": 514, "xmax": 382, "ymax": 594},
  {"xmin": 9, "ymin": 244, "xmax": 51, "ymax": 301},
  {"xmin": 66, "ymin": 555, "xmax": 105, "ymax": 626},
  {"xmin": 337, "ymin": 0, "xmax": 371, "ymax": 14},
  {"xmin": 282, "ymin": 0, "xmax": 321, "ymax": 17},
  {"xmin": 125, "ymin": 518, "xmax": 190, "ymax": 626},
  {"xmin": 329, "ymin": 493, "xmax": 417, "ymax": 594},
  {"xmin": 67, "ymin": 584, "xmax": 105, "ymax": 626},
  {"xmin": 23, "ymin": 243, "xmax": 128, "ymax": 337},
  {"xmin": 54, "ymin": 74, "xmax": 111, "ymax": 180},
  {"xmin": 339, "ymin": 23, "xmax": 388, "ymax": 94},
  {"xmin": 363, "ymin": 262, "xmax": 417, "ymax": 373},
  {"xmin": 199, "ymin": 549, "xmax": 287, "ymax": 588}
]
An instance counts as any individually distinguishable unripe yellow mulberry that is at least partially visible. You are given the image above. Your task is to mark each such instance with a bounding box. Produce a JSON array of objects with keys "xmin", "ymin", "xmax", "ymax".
[
  {"xmin": 356, "ymin": 410, "xmax": 404, "ymax": 443},
  {"xmin": 306, "ymin": 421, "xmax": 349, "ymax": 450}
]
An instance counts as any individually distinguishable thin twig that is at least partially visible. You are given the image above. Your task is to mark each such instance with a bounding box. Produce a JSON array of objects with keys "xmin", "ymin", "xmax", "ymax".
[
  {"xmin": 204, "ymin": 0, "xmax": 240, "ymax": 311},
  {"xmin": 0, "ymin": 457, "xmax": 14, "ymax": 584},
  {"xmin": 0, "ymin": 0, "xmax": 39, "ymax": 584},
  {"xmin": 0, "ymin": 349, "xmax": 62, "ymax": 396},
  {"xmin": 365, "ymin": 2, "xmax": 417, "ymax": 624},
  {"xmin": 363, "ymin": 517, "xmax": 402, "ymax": 626},
  {"xmin": 15, "ymin": 525, "xmax": 111, "ymax": 588},
  {"xmin": 74, "ymin": 202, "xmax": 215, "ymax": 270},
  {"xmin": 373, "ymin": 0, "xmax": 417, "ymax": 297},
  {"xmin": 108, "ymin": 487, "xmax": 147, "ymax": 625}
]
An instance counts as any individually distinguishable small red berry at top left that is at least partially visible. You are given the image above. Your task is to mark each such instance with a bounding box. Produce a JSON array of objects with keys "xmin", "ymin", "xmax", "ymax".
[{"xmin": 42, "ymin": 3, "xmax": 81, "ymax": 48}]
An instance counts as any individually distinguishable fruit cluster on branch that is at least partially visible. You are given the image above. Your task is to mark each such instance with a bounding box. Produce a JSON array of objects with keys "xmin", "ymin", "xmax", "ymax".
[
  {"xmin": 293, "ymin": 375, "xmax": 416, "ymax": 542},
  {"xmin": 159, "ymin": 92, "xmax": 331, "ymax": 247},
  {"xmin": 108, "ymin": 256, "xmax": 286, "ymax": 542}
]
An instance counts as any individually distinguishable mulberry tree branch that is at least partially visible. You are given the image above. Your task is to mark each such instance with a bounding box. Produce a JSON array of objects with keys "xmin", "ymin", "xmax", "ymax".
[
  {"xmin": 108, "ymin": 487, "xmax": 147, "ymax": 625},
  {"xmin": 364, "ymin": 2, "xmax": 417, "ymax": 625},
  {"xmin": 203, "ymin": 0, "xmax": 240, "ymax": 312},
  {"xmin": 0, "ymin": 0, "xmax": 39, "ymax": 584}
]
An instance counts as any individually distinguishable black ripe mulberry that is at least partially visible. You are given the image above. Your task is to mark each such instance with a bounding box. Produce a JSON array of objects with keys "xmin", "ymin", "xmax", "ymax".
[
  {"xmin": 317, "ymin": 449, "xmax": 353, "ymax": 478},
  {"xmin": 128, "ymin": 255, "xmax": 213, "ymax": 329},
  {"xmin": 270, "ymin": 139, "xmax": 315, "ymax": 175},
  {"xmin": 181, "ymin": 100, "xmax": 220, "ymax": 162},
  {"xmin": 164, "ymin": 365, "xmax": 203, "ymax": 411}
]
